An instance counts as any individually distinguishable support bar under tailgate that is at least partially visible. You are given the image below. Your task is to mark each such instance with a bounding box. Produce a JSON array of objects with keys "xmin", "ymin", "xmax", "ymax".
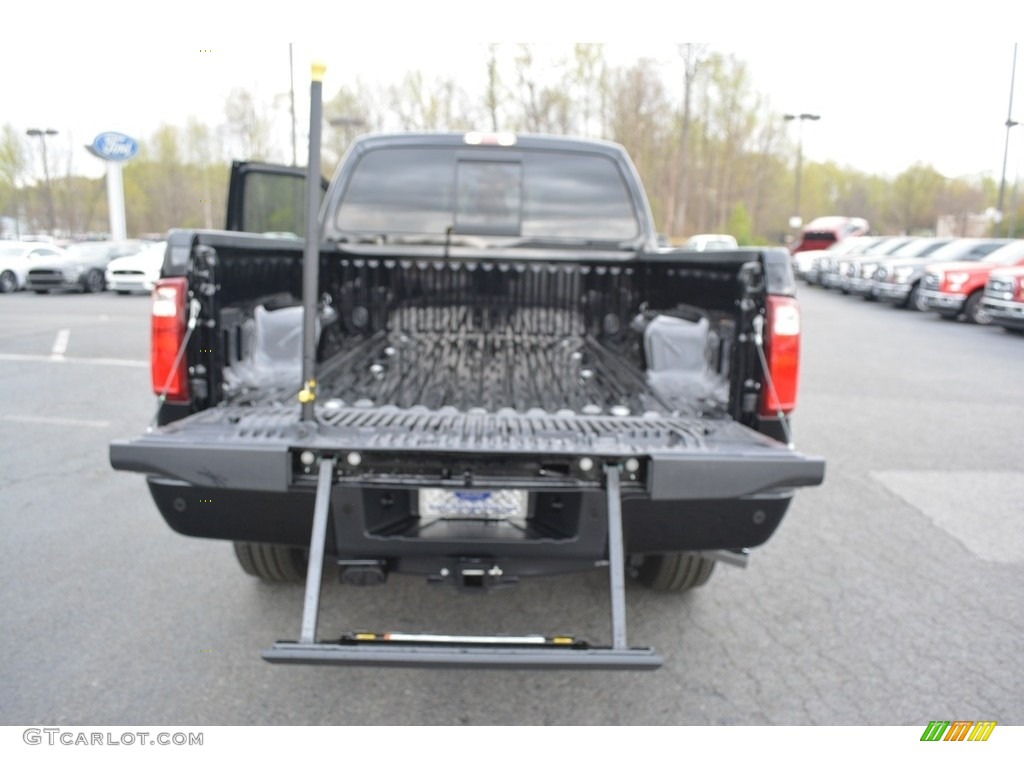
[{"xmin": 261, "ymin": 462, "xmax": 662, "ymax": 670}]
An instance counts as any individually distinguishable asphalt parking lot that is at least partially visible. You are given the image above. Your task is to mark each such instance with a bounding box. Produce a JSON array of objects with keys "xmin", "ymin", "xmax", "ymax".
[{"xmin": 1, "ymin": 287, "xmax": 1022, "ymax": 726}]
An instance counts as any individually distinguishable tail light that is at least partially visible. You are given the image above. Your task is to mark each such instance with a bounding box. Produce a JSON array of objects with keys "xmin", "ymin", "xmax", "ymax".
[
  {"xmin": 151, "ymin": 277, "xmax": 190, "ymax": 402},
  {"xmin": 1016, "ymin": 276, "xmax": 1024, "ymax": 301},
  {"xmin": 759, "ymin": 295, "xmax": 800, "ymax": 416}
]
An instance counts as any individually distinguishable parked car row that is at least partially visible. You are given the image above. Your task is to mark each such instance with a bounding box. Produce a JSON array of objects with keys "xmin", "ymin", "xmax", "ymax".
[
  {"xmin": 919, "ymin": 240, "xmax": 1024, "ymax": 324},
  {"xmin": 796, "ymin": 235, "xmax": 1024, "ymax": 333},
  {"xmin": 0, "ymin": 239, "xmax": 166, "ymax": 295}
]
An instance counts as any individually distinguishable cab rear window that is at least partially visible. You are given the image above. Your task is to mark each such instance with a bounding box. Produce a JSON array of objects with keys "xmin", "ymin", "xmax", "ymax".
[{"xmin": 335, "ymin": 147, "xmax": 639, "ymax": 241}]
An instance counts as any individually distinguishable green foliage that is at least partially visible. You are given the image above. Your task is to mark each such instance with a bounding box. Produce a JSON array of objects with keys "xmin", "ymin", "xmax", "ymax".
[
  {"xmin": 0, "ymin": 124, "xmax": 27, "ymax": 188},
  {"xmin": 726, "ymin": 201, "xmax": 755, "ymax": 245},
  {"xmin": 123, "ymin": 123, "xmax": 229, "ymax": 235},
  {"xmin": 889, "ymin": 163, "xmax": 948, "ymax": 233},
  {"xmin": 0, "ymin": 124, "xmax": 28, "ymax": 234}
]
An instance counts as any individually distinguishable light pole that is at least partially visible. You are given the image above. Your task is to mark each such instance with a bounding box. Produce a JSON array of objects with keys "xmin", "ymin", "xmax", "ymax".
[
  {"xmin": 783, "ymin": 113, "xmax": 820, "ymax": 230},
  {"xmin": 996, "ymin": 43, "xmax": 1018, "ymax": 236},
  {"xmin": 26, "ymin": 128, "xmax": 58, "ymax": 235},
  {"xmin": 329, "ymin": 116, "xmax": 367, "ymax": 151},
  {"xmin": 289, "ymin": 44, "xmax": 297, "ymax": 167}
]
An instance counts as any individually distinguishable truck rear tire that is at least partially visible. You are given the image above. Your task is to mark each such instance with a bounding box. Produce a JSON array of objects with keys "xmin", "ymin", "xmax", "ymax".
[
  {"xmin": 635, "ymin": 552, "xmax": 715, "ymax": 592},
  {"xmin": 233, "ymin": 541, "xmax": 307, "ymax": 584}
]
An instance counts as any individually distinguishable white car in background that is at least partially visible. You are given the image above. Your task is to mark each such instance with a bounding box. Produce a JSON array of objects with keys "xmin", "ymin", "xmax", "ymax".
[
  {"xmin": 0, "ymin": 242, "xmax": 68, "ymax": 293},
  {"xmin": 105, "ymin": 241, "xmax": 167, "ymax": 294},
  {"xmin": 684, "ymin": 233, "xmax": 738, "ymax": 251}
]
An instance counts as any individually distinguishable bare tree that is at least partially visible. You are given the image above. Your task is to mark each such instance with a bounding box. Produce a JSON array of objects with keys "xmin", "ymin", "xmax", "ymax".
[
  {"xmin": 0, "ymin": 124, "xmax": 28, "ymax": 236},
  {"xmin": 509, "ymin": 44, "xmax": 574, "ymax": 134},
  {"xmin": 664, "ymin": 44, "xmax": 707, "ymax": 238},
  {"xmin": 607, "ymin": 60, "xmax": 671, "ymax": 226},
  {"xmin": 224, "ymin": 88, "xmax": 276, "ymax": 161},
  {"xmin": 186, "ymin": 118, "xmax": 219, "ymax": 229},
  {"xmin": 707, "ymin": 54, "xmax": 759, "ymax": 231},
  {"xmin": 485, "ymin": 44, "xmax": 502, "ymax": 131},
  {"xmin": 938, "ymin": 176, "xmax": 987, "ymax": 235},
  {"xmin": 323, "ymin": 80, "xmax": 385, "ymax": 171},
  {"xmin": 56, "ymin": 134, "xmax": 80, "ymax": 235},
  {"xmin": 745, "ymin": 105, "xmax": 787, "ymax": 241},
  {"xmin": 388, "ymin": 71, "xmax": 472, "ymax": 132},
  {"xmin": 570, "ymin": 43, "xmax": 608, "ymax": 138}
]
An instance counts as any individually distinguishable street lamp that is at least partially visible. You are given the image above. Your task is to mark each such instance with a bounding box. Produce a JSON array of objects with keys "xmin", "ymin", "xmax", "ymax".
[
  {"xmin": 26, "ymin": 128, "xmax": 58, "ymax": 235},
  {"xmin": 783, "ymin": 113, "xmax": 820, "ymax": 229},
  {"xmin": 328, "ymin": 116, "xmax": 367, "ymax": 163},
  {"xmin": 996, "ymin": 43, "xmax": 1018, "ymax": 236}
]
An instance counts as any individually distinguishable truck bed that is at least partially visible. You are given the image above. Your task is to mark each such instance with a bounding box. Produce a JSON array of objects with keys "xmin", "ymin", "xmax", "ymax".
[{"xmin": 214, "ymin": 250, "xmax": 740, "ymax": 418}]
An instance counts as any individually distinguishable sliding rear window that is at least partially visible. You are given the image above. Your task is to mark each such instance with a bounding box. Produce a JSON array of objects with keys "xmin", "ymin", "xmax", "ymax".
[{"xmin": 334, "ymin": 147, "xmax": 639, "ymax": 241}]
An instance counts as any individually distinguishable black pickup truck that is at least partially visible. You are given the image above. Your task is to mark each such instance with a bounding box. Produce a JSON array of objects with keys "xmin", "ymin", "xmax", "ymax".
[{"xmin": 110, "ymin": 127, "xmax": 824, "ymax": 669}]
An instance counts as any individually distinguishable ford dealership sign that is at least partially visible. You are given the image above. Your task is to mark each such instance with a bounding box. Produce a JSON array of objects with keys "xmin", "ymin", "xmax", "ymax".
[{"xmin": 90, "ymin": 132, "xmax": 138, "ymax": 161}]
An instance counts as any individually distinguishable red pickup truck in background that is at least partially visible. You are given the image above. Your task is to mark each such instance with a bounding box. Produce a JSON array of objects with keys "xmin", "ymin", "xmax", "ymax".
[
  {"xmin": 920, "ymin": 240, "xmax": 1024, "ymax": 324},
  {"xmin": 789, "ymin": 216, "xmax": 870, "ymax": 257},
  {"xmin": 983, "ymin": 265, "xmax": 1024, "ymax": 332}
]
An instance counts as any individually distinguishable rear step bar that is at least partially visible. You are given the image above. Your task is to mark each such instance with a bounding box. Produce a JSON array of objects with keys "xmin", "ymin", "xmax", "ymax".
[{"xmin": 262, "ymin": 459, "xmax": 662, "ymax": 670}]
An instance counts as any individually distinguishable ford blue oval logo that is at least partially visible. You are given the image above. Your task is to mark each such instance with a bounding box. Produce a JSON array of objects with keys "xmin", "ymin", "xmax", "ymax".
[
  {"xmin": 91, "ymin": 132, "xmax": 138, "ymax": 161},
  {"xmin": 453, "ymin": 492, "xmax": 492, "ymax": 502}
]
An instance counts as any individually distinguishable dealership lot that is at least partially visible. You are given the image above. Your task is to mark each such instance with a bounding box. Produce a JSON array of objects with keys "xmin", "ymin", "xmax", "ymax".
[{"xmin": 1, "ymin": 289, "xmax": 1022, "ymax": 725}]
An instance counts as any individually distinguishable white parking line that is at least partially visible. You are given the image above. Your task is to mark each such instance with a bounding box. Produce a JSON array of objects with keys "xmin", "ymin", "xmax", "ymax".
[
  {"xmin": 0, "ymin": 353, "xmax": 147, "ymax": 368},
  {"xmin": 50, "ymin": 328, "xmax": 71, "ymax": 360},
  {"xmin": 1, "ymin": 414, "xmax": 111, "ymax": 428}
]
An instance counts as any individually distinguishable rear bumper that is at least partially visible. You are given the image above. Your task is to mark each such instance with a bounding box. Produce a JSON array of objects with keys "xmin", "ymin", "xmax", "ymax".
[
  {"xmin": 110, "ymin": 406, "xmax": 825, "ymax": 565},
  {"xmin": 141, "ymin": 475, "xmax": 801, "ymax": 563}
]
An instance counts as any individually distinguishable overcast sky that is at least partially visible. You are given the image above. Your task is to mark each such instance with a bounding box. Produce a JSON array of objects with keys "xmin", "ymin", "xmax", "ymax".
[{"xmin": 3, "ymin": 4, "xmax": 1021, "ymax": 184}]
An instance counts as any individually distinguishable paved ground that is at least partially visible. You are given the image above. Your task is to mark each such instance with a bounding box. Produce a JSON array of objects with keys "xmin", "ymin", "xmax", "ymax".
[{"xmin": 1, "ymin": 286, "xmax": 1021, "ymax": 726}]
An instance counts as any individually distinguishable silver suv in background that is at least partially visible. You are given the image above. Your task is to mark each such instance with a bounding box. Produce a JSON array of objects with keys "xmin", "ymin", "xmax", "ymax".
[
  {"xmin": 844, "ymin": 237, "xmax": 953, "ymax": 298},
  {"xmin": 836, "ymin": 237, "xmax": 917, "ymax": 294},
  {"xmin": 872, "ymin": 238, "xmax": 1015, "ymax": 311},
  {"xmin": 801, "ymin": 236, "xmax": 887, "ymax": 286}
]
